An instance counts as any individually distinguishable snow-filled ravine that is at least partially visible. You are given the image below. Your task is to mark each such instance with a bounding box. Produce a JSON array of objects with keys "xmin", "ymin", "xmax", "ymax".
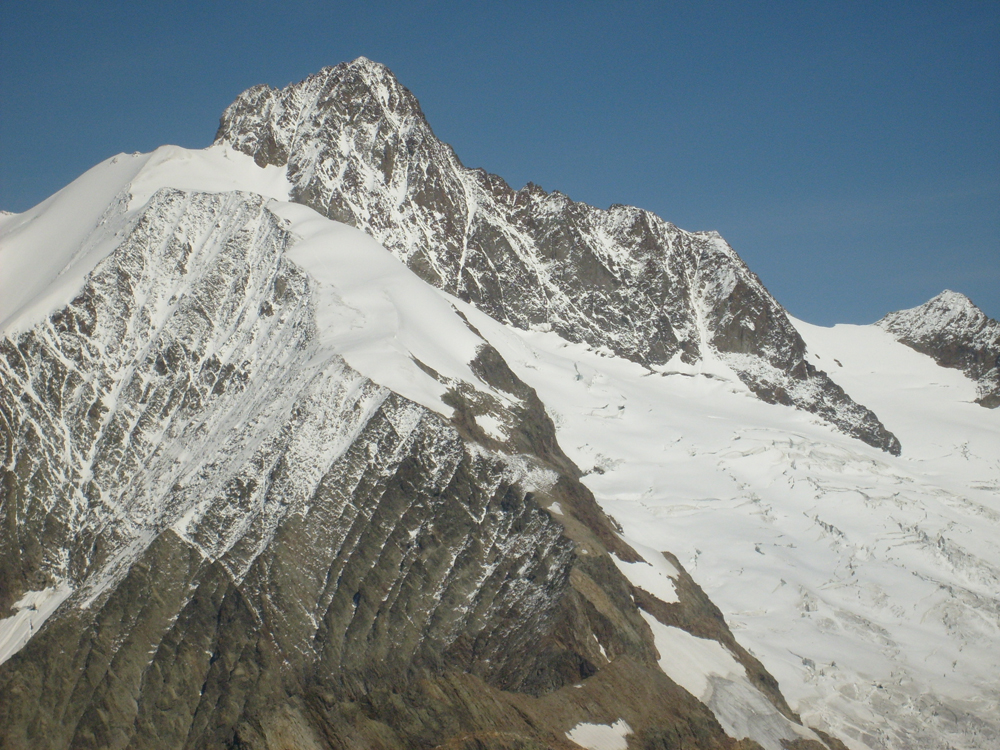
[{"xmin": 455, "ymin": 300, "xmax": 1000, "ymax": 750}]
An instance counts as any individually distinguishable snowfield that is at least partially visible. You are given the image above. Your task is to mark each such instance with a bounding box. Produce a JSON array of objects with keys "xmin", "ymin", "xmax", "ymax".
[
  {"xmin": 2, "ymin": 143, "xmax": 997, "ymax": 749},
  {"xmin": 455, "ymin": 299, "xmax": 1000, "ymax": 749}
]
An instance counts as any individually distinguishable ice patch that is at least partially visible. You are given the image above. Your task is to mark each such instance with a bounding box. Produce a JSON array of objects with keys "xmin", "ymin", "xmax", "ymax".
[
  {"xmin": 565, "ymin": 719, "xmax": 632, "ymax": 750},
  {"xmin": 452, "ymin": 293, "xmax": 1000, "ymax": 748}
]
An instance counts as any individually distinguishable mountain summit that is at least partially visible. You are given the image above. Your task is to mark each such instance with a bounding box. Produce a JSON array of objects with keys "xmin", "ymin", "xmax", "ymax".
[
  {"xmin": 877, "ymin": 290, "xmax": 1000, "ymax": 407},
  {"xmin": 215, "ymin": 57, "xmax": 900, "ymax": 455}
]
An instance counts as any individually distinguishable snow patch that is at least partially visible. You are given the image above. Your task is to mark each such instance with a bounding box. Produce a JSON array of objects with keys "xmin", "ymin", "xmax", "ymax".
[
  {"xmin": 641, "ymin": 612, "xmax": 817, "ymax": 750},
  {"xmin": 565, "ymin": 719, "xmax": 632, "ymax": 750},
  {"xmin": 475, "ymin": 413, "xmax": 507, "ymax": 440},
  {"xmin": 0, "ymin": 582, "xmax": 73, "ymax": 665},
  {"xmin": 641, "ymin": 611, "xmax": 745, "ymax": 700},
  {"xmin": 611, "ymin": 551, "xmax": 679, "ymax": 603}
]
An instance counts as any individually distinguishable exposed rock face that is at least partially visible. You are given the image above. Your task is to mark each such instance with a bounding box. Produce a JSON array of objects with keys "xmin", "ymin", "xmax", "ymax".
[
  {"xmin": 877, "ymin": 290, "xmax": 1000, "ymax": 407},
  {"xmin": 214, "ymin": 57, "xmax": 899, "ymax": 455},
  {"xmin": 0, "ymin": 181, "xmax": 835, "ymax": 747}
]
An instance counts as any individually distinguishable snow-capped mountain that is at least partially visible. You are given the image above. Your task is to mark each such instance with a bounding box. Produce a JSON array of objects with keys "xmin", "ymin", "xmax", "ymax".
[
  {"xmin": 877, "ymin": 290, "xmax": 1000, "ymax": 408},
  {"xmin": 1, "ymin": 58, "xmax": 997, "ymax": 750}
]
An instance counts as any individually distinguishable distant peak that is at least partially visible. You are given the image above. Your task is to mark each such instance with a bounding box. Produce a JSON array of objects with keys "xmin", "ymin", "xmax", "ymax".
[
  {"xmin": 876, "ymin": 289, "xmax": 999, "ymax": 407},
  {"xmin": 880, "ymin": 289, "xmax": 987, "ymax": 328},
  {"xmin": 877, "ymin": 289, "xmax": 995, "ymax": 349},
  {"xmin": 927, "ymin": 289, "xmax": 977, "ymax": 311}
]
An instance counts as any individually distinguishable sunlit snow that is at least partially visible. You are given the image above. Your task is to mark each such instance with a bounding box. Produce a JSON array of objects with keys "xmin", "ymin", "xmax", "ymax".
[
  {"xmin": 565, "ymin": 719, "xmax": 632, "ymax": 750},
  {"xmin": 454, "ymin": 297, "xmax": 1000, "ymax": 749},
  {"xmin": 3, "ymin": 142, "xmax": 997, "ymax": 749},
  {"xmin": 0, "ymin": 583, "xmax": 73, "ymax": 665}
]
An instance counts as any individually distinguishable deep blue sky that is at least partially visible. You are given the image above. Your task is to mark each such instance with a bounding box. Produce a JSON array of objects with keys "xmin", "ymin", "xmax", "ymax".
[{"xmin": 2, "ymin": 1, "xmax": 997, "ymax": 324}]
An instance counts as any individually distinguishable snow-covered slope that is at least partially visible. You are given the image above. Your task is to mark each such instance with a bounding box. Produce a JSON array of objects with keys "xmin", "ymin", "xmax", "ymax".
[
  {"xmin": 0, "ymin": 145, "xmax": 290, "ymax": 336},
  {"xmin": 453, "ymin": 297, "xmax": 1000, "ymax": 748}
]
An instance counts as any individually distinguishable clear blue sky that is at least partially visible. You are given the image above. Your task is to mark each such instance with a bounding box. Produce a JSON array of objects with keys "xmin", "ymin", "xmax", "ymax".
[{"xmin": 2, "ymin": 1, "xmax": 997, "ymax": 324}]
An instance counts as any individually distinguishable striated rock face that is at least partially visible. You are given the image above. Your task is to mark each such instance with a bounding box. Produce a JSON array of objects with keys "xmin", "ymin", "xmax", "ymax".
[
  {"xmin": 0, "ymin": 175, "xmax": 836, "ymax": 748},
  {"xmin": 214, "ymin": 57, "xmax": 899, "ymax": 455},
  {"xmin": 877, "ymin": 290, "xmax": 1000, "ymax": 407}
]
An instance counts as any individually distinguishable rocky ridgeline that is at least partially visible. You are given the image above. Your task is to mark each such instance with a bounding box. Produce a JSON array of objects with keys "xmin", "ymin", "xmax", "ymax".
[
  {"xmin": 878, "ymin": 290, "xmax": 1000, "ymax": 407},
  {"xmin": 215, "ymin": 56, "xmax": 899, "ymax": 455}
]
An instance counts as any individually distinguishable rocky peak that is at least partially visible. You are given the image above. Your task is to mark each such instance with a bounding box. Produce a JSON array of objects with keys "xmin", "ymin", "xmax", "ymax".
[
  {"xmin": 216, "ymin": 56, "xmax": 431, "ymax": 171},
  {"xmin": 878, "ymin": 291, "xmax": 1000, "ymax": 407},
  {"xmin": 879, "ymin": 290, "xmax": 987, "ymax": 338},
  {"xmin": 215, "ymin": 59, "xmax": 899, "ymax": 453}
]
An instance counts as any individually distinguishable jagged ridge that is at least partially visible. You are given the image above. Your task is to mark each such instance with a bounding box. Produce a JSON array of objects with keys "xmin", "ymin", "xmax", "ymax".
[{"xmin": 214, "ymin": 57, "xmax": 899, "ymax": 454}]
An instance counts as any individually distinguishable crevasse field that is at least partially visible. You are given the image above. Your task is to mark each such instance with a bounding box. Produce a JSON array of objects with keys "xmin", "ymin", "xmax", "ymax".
[{"xmin": 459, "ymin": 301, "xmax": 1000, "ymax": 749}]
